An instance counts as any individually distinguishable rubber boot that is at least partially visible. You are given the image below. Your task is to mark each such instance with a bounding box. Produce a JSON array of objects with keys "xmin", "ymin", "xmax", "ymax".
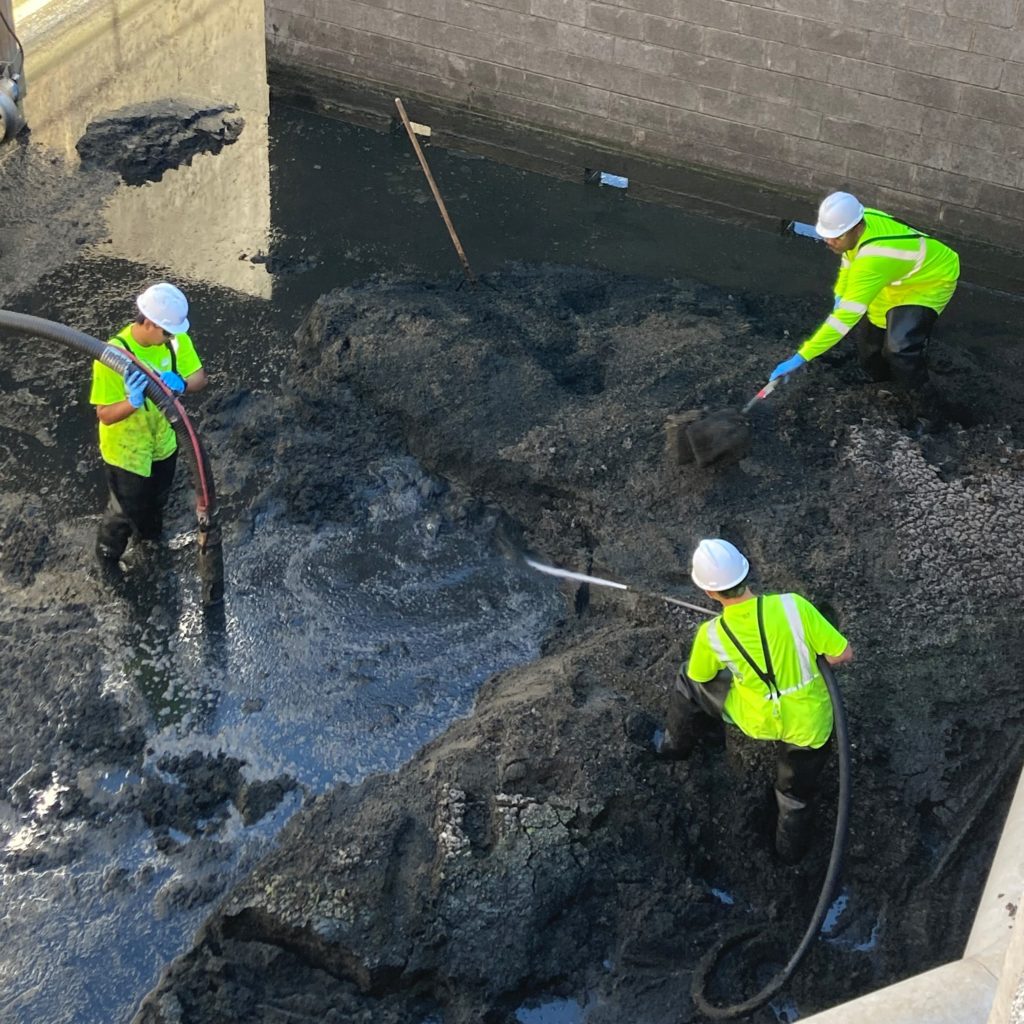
[
  {"xmin": 93, "ymin": 537, "xmax": 126, "ymax": 589},
  {"xmin": 96, "ymin": 500, "xmax": 132, "ymax": 564},
  {"xmin": 654, "ymin": 690, "xmax": 700, "ymax": 760},
  {"xmin": 909, "ymin": 382, "xmax": 947, "ymax": 435},
  {"xmin": 775, "ymin": 790, "xmax": 815, "ymax": 865},
  {"xmin": 853, "ymin": 320, "xmax": 891, "ymax": 382},
  {"xmin": 95, "ymin": 528, "xmax": 128, "ymax": 572}
]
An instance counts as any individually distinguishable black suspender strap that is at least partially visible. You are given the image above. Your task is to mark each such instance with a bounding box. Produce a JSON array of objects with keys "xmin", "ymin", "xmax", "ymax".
[
  {"xmin": 115, "ymin": 332, "xmax": 177, "ymax": 374},
  {"xmin": 857, "ymin": 210, "xmax": 928, "ymax": 254},
  {"xmin": 718, "ymin": 596, "xmax": 781, "ymax": 699},
  {"xmin": 756, "ymin": 596, "xmax": 776, "ymax": 691},
  {"xmin": 856, "ymin": 231, "xmax": 929, "ymax": 246},
  {"xmin": 862, "ymin": 209, "xmax": 929, "ymax": 241}
]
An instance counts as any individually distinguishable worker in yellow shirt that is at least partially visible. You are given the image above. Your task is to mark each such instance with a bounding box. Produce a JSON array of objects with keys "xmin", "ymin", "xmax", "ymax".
[
  {"xmin": 657, "ymin": 539, "xmax": 853, "ymax": 864},
  {"xmin": 91, "ymin": 283, "xmax": 207, "ymax": 566},
  {"xmin": 770, "ymin": 192, "xmax": 960, "ymax": 431}
]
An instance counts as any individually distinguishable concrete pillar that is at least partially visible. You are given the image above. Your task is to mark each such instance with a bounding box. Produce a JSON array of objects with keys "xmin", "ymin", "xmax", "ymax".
[
  {"xmin": 0, "ymin": 0, "xmax": 25, "ymax": 140},
  {"xmin": 0, "ymin": 0, "xmax": 18, "ymax": 73},
  {"xmin": 14, "ymin": 0, "xmax": 270, "ymax": 296}
]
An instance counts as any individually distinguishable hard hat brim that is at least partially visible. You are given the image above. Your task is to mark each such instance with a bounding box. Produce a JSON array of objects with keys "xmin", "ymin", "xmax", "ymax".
[
  {"xmin": 691, "ymin": 569, "xmax": 749, "ymax": 591},
  {"xmin": 153, "ymin": 316, "xmax": 189, "ymax": 336},
  {"xmin": 815, "ymin": 219, "xmax": 852, "ymax": 239}
]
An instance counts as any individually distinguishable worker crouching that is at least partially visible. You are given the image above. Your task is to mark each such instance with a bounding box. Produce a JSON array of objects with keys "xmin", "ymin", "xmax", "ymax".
[
  {"xmin": 770, "ymin": 191, "xmax": 960, "ymax": 433},
  {"xmin": 658, "ymin": 539, "xmax": 853, "ymax": 864}
]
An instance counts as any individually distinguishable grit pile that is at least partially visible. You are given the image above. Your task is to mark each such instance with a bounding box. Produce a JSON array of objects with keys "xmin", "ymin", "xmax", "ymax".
[{"xmin": 131, "ymin": 265, "xmax": 1024, "ymax": 1023}]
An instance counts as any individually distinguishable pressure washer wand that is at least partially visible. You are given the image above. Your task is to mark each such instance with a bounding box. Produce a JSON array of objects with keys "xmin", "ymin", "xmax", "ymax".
[
  {"xmin": 522, "ymin": 555, "xmax": 715, "ymax": 617},
  {"xmin": 741, "ymin": 377, "xmax": 778, "ymax": 415}
]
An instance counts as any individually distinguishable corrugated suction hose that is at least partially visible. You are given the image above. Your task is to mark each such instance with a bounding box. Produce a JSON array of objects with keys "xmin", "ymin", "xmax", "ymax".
[{"xmin": 0, "ymin": 309, "xmax": 224, "ymax": 605}]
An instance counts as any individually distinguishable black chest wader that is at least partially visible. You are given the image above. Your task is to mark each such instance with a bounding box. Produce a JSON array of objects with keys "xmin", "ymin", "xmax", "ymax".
[
  {"xmin": 714, "ymin": 597, "xmax": 832, "ymax": 865},
  {"xmin": 691, "ymin": 653, "xmax": 852, "ymax": 1019},
  {"xmin": 849, "ymin": 226, "xmax": 946, "ymax": 426},
  {"xmin": 95, "ymin": 338, "xmax": 181, "ymax": 560}
]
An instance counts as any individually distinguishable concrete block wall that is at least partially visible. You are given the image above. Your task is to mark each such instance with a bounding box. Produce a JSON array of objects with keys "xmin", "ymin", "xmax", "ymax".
[{"xmin": 266, "ymin": 0, "xmax": 1024, "ymax": 249}]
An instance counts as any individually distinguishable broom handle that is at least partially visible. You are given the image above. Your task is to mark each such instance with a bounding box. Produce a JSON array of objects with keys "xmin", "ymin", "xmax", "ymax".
[{"xmin": 394, "ymin": 97, "xmax": 476, "ymax": 286}]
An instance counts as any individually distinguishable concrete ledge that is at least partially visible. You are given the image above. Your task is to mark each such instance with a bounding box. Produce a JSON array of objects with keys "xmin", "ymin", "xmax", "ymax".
[
  {"xmin": 798, "ymin": 956, "xmax": 999, "ymax": 1024},
  {"xmin": 801, "ymin": 759, "xmax": 1024, "ymax": 1024},
  {"xmin": 268, "ymin": 57, "xmax": 810, "ymax": 232},
  {"xmin": 268, "ymin": 58, "xmax": 1024, "ymax": 292}
]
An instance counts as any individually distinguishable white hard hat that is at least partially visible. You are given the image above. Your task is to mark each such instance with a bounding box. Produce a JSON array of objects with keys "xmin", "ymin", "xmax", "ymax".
[
  {"xmin": 137, "ymin": 282, "xmax": 190, "ymax": 335},
  {"xmin": 815, "ymin": 192, "xmax": 865, "ymax": 239},
  {"xmin": 691, "ymin": 539, "xmax": 750, "ymax": 591}
]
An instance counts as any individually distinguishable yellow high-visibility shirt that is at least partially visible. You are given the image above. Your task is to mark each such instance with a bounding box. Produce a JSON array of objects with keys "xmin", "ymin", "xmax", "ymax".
[
  {"xmin": 799, "ymin": 208, "xmax": 960, "ymax": 362},
  {"xmin": 686, "ymin": 593, "xmax": 848, "ymax": 748},
  {"xmin": 90, "ymin": 325, "xmax": 202, "ymax": 477}
]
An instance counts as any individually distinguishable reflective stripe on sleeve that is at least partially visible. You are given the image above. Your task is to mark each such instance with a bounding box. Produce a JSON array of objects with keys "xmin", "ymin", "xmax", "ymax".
[
  {"xmin": 857, "ymin": 244, "xmax": 920, "ymax": 261},
  {"xmin": 838, "ymin": 299, "xmax": 867, "ymax": 314},
  {"xmin": 825, "ymin": 315, "xmax": 853, "ymax": 337},
  {"xmin": 707, "ymin": 621, "xmax": 740, "ymax": 678},
  {"xmin": 780, "ymin": 594, "xmax": 814, "ymax": 683}
]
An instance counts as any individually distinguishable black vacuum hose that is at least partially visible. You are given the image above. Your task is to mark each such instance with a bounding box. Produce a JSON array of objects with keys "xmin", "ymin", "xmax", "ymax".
[
  {"xmin": 691, "ymin": 654, "xmax": 851, "ymax": 1019},
  {"xmin": 0, "ymin": 309, "xmax": 224, "ymax": 606}
]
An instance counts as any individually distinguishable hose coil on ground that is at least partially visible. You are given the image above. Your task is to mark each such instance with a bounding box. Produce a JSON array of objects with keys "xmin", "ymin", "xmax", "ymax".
[{"xmin": 691, "ymin": 654, "xmax": 851, "ymax": 1019}]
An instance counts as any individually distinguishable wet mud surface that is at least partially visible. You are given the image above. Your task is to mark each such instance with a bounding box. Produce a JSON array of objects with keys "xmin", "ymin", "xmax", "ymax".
[
  {"xmin": 2, "ymin": 103, "xmax": 1024, "ymax": 1024},
  {"xmin": 134, "ymin": 266, "xmax": 1024, "ymax": 1023},
  {"xmin": 0, "ymin": 311, "xmax": 561, "ymax": 1020},
  {"xmin": 0, "ymin": 111, "xmax": 560, "ymax": 1023},
  {"xmin": 76, "ymin": 102, "xmax": 245, "ymax": 186}
]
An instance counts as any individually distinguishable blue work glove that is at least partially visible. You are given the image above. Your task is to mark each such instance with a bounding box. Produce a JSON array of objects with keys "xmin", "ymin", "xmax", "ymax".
[
  {"xmin": 769, "ymin": 353, "xmax": 807, "ymax": 381},
  {"xmin": 160, "ymin": 370, "xmax": 186, "ymax": 395},
  {"xmin": 833, "ymin": 294, "xmax": 842, "ymax": 309},
  {"xmin": 124, "ymin": 369, "xmax": 149, "ymax": 409}
]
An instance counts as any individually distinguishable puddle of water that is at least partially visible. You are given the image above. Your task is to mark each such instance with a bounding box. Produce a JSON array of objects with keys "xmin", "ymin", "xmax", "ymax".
[
  {"xmin": 0, "ymin": 792, "xmax": 301, "ymax": 1024},
  {"xmin": 850, "ymin": 924, "xmax": 881, "ymax": 953},
  {"xmin": 78, "ymin": 768, "xmax": 142, "ymax": 804},
  {"xmin": 2, "ymin": 446, "xmax": 559, "ymax": 1024},
  {"xmin": 126, "ymin": 492, "xmax": 563, "ymax": 791},
  {"xmin": 822, "ymin": 887, "xmax": 882, "ymax": 953},
  {"xmin": 515, "ymin": 997, "xmax": 587, "ymax": 1024},
  {"xmin": 769, "ymin": 997, "xmax": 801, "ymax": 1022},
  {"xmin": 823, "ymin": 889, "xmax": 849, "ymax": 933}
]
